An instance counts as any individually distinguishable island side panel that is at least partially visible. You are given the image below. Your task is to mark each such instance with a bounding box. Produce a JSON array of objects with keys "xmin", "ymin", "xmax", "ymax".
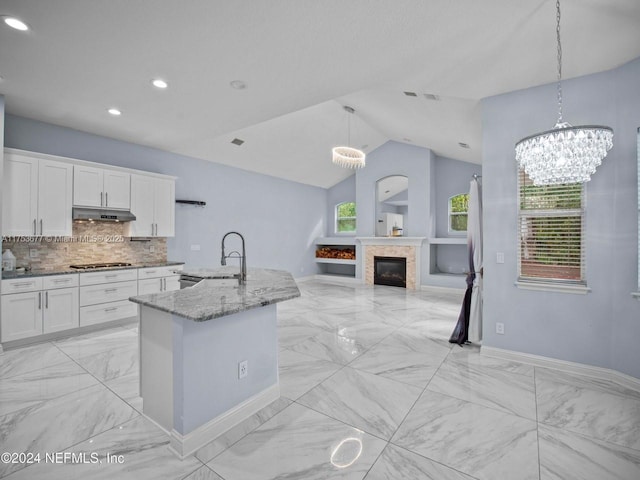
[
  {"xmin": 140, "ymin": 306, "xmax": 174, "ymax": 432},
  {"xmin": 173, "ymin": 304, "xmax": 279, "ymax": 436}
]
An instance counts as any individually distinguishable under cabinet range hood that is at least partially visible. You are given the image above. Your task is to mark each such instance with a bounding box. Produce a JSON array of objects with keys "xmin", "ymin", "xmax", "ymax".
[{"xmin": 72, "ymin": 207, "xmax": 136, "ymax": 222}]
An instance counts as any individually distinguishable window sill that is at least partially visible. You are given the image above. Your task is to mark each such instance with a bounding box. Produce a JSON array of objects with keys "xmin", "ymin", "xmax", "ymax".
[{"xmin": 515, "ymin": 280, "xmax": 591, "ymax": 295}]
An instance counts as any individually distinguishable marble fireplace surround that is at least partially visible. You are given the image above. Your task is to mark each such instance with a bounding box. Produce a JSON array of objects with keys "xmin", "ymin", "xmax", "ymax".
[{"xmin": 357, "ymin": 237, "xmax": 426, "ymax": 290}]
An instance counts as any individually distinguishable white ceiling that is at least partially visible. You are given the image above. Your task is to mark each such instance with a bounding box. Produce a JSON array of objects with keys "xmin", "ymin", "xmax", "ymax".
[{"xmin": 1, "ymin": 0, "xmax": 639, "ymax": 188}]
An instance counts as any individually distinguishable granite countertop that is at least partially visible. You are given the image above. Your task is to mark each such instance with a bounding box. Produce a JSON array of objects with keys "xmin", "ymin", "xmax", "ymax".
[
  {"xmin": 129, "ymin": 267, "xmax": 300, "ymax": 322},
  {"xmin": 1, "ymin": 261, "xmax": 185, "ymax": 279}
]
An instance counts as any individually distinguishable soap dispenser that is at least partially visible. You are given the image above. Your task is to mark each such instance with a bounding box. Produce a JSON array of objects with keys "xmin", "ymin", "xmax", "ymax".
[{"xmin": 2, "ymin": 249, "xmax": 16, "ymax": 271}]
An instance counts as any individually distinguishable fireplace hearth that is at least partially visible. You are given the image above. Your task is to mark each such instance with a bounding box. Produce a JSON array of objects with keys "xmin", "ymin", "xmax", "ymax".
[{"xmin": 374, "ymin": 256, "xmax": 407, "ymax": 288}]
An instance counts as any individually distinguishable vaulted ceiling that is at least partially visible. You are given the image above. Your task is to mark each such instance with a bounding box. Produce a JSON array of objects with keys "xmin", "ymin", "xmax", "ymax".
[{"xmin": 1, "ymin": 0, "xmax": 639, "ymax": 188}]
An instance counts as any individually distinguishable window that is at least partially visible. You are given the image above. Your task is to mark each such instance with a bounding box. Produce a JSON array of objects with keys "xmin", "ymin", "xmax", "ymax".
[
  {"xmin": 448, "ymin": 193, "xmax": 469, "ymax": 234},
  {"xmin": 336, "ymin": 202, "xmax": 356, "ymax": 234},
  {"xmin": 518, "ymin": 170, "xmax": 585, "ymax": 284}
]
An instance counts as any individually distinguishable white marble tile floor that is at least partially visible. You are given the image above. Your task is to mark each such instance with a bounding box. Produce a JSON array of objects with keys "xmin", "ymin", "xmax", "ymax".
[{"xmin": 1, "ymin": 279, "xmax": 639, "ymax": 479}]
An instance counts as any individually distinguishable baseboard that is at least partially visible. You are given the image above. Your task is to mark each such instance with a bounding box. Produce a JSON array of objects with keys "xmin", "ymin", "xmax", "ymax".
[
  {"xmin": 481, "ymin": 346, "xmax": 640, "ymax": 393},
  {"xmin": 169, "ymin": 383, "xmax": 280, "ymax": 459},
  {"xmin": 419, "ymin": 284, "xmax": 465, "ymax": 295},
  {"xmin": 312, "ymin": 274, "xmax": 360, "ymax": 285}
]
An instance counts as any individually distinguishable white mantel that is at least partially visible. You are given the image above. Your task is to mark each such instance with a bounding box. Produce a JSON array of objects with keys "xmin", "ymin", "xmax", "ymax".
[
  {"xmin": 356, "ymin": 237, "xmax": 426, "ymax": 246},
  {"xmin": 356, "ymin": 237, "xmax": 425, "ymax": 289}
]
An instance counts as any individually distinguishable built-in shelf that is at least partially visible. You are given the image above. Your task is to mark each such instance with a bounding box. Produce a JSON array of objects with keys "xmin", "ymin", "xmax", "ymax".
[
  {"xmin": 315, "ymin": 258, "xmax": 356, "ymax": 265},
  {"xmin": 428, "ymin": 237, "xmax": 466, "ymax": 245}
]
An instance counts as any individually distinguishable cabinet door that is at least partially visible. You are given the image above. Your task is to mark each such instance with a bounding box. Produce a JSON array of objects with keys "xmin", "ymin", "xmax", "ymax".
[
  {"xmin": 103, "ymin": 171, "xmax": 130, "ymax": 209},
  {"xmin": 153, "ymin": 178, "xmax": 175, "ymax": 237},
  {"xmin": 38, "ymin": 160, "xmax": 73, "ymax": 236},
  {"xmin": 164, "ymin": 276, "xmax": 180, "ymax": 292},
  {"xmin": 73, "ymin": 165, "xmax": 103, "ymax": 207},
  {"xmin": 1, "ymin": 291, "xmax": 42, "ymax": 342},
  {"xmin": 43, "ymin": 287, "xmax": 79, "ymax": 333},
  {"xmin": 128, "ymin": 174, "xmax": 155, "ymax": 236},
  {"xmin": 138, "ymin": 277, "xmax": 163, "ymax": 295},
  {"xmin": 2, "ymin": 153, "xmax": 38, "ymax": 236}
]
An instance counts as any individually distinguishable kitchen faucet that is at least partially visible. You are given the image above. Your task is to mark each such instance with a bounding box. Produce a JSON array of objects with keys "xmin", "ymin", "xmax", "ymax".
[{"xmin": 221, "ymin": 231, "xmax": 246, "ymax": 285}]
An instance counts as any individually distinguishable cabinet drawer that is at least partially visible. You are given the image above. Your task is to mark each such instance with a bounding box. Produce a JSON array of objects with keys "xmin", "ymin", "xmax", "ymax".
[
  {"xmin": 80, "ymin": 280, "xmax": 138, "ymax": 306},
  {"xmin": 79, "ymin": 269, "xmax": 138, "ymax": 286},
  {"xmin": 80, "ymin": 300, "xmax": 138, "ymax": 327},
  {"xmin": 1, "ymin": 277, "xmax": 43, "ymax": 294},
  {"xmin": 43, "ymin": 274, "xmax": 79, "ymax": 290},
  {"xmin": 138, "ymin": 265, "xmax": 183, "ymax": 279}
]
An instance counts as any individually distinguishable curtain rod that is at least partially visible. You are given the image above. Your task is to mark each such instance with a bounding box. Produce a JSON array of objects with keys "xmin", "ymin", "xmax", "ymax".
[{"xmin": 472, "ymin": 174, "xmax": 482, "ymax": 180}]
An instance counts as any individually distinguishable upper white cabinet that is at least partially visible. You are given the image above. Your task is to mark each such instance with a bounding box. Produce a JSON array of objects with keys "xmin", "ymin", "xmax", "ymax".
[
  {"xmin": 128, "ymin": 174, "xmax": 175, "ymax": 237},
  {"xmin": 2, "ymin": 152, "xmax": 73, "ymax": 236},
  {"xmin": 73, "ymin": 165, "xmax": 130, "ymax": 210}
]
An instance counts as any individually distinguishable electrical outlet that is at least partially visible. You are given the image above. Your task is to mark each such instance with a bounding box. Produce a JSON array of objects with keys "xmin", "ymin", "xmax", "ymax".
[
  {"xmin": 149, "ymin": 245, "xmax": 155, "ymax": 253},
  {"xmin": 238, "ymin": 360, "xmax": 248, "ymax": 379},
  {"xmin": 496, "ymin": 322, "xmax": 505, "ymax": 335},
  {"xmin": 29, "ymin": 249, "xmax": 39, "ymax": 259},
  {"xmin": 496, "ymin": 252, "xmax": 505, "ymax": 264}
]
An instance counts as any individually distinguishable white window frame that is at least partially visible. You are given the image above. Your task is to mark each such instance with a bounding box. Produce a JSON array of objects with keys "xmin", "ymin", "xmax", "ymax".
[
  {"xmin": 335, "ymin": 201, "xmax": 356, "ymax": 235},
  {"xmin": 516, "ymin": 170, "xmax": 589, "ymax": 293},
  {"xmin": 448, "ymin": 193, "xmax": 469, "ymax": 235},
  {"xmin": 635, "ymin": 128, "xmax": 640, "ymax": 298}
]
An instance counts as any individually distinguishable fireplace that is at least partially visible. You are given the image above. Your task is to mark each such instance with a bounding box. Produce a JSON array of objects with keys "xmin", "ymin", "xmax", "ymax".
[{"xmin": 374, "ymin": 256, "xmax": 407, "ymax": 288}]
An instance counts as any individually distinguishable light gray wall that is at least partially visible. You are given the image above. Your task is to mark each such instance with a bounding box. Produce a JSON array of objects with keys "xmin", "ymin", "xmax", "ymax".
[
  {"xmin": 482, "ymin": 57, "xmax": 640, "ymax": 379},
  {"xmin": 4, "ymin": 115, "xmax": 326, "ymax": 278},
  {"xmin": 325, "ymin": 174, "xmax": 356, "ymax": 237},
  {"xmin": 0, "ymin": 96, "xmax": 4, "ymax": 298}
]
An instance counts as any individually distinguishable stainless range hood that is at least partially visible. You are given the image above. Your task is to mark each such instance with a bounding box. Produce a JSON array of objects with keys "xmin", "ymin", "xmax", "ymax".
[{"xmin": 72, "ymin": 207, "xmax": 136, "ymax": 222}]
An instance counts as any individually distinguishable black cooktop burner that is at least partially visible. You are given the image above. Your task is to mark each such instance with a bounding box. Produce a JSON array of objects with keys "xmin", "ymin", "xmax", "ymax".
[{"xmin": 69, "ymin": 262, "xmax": 133, "ymax": 270}]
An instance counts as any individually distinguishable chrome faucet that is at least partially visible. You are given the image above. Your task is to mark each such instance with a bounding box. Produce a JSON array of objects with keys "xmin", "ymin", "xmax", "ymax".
[{"xmin": 221, "ymin": 231, "xmax": 247, "ymax": 285}]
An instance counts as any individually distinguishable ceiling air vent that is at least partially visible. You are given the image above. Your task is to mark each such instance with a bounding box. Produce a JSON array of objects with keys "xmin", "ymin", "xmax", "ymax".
[
  {"xmin": 231, "ymin": 138, "xmax": 244, "ymax": 146},
  {"xmin": 458, "ymin": 142, "xmax": 470, "ymax": 149},
  {"xmin": 403, "ymin": 91, "xmax": 417, "ymax": 97},
  {"xmin": 424, "ymin": 93, "xmax": 440, "ymax": 101}
]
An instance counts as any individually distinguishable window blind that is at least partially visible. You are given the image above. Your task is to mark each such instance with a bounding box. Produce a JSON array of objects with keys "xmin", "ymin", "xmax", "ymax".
[{"xmin": 518, "ymin": 170, "xmax": 585, "ymax": 283}]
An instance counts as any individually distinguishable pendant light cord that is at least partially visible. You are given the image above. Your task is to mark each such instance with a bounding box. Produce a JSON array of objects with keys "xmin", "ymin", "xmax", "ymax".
[{"xmin": 556, "ymin": 0, "xmax": 564, "ymax": 125}]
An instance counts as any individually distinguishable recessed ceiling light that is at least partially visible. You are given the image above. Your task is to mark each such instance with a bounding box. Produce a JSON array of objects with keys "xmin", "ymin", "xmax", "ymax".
[
  {"xmin": 424, "ymin": 93, "xmax": 440, "ymax": 101},
  {"xmin": 108, "ymin": 108, "xmax": 122, "ymax": 116},
  {"xmin": 230, "ymin": 80, "xmax": 247, "ymax": 90},
  {"xmin": 403, "ymin": 91, "xmax": 417, "ymax": 97},
  {"xmin": 231, "ymin": 138, "xmax": 244, "ymax": 146},
  {"xmin": 402, "ymin": 137, "xmax": 412, "ymax": 142},
  {"xmin": 152, "ymin": 78, "xmax": 168, "ymax": 89},
  {"xmin": 458, "ymin": 142, "xmax": 470, "ymax": 149},
  {"xmin": 2, "ymin": 16, "xmax": 29, "ymax": 31}
]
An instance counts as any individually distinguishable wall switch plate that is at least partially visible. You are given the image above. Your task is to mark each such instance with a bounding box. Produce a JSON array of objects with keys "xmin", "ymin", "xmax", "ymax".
[
  {"xmin": 29, "ymin": 249, "xmax": 39, "ymax": 258},
  {"xmin": 496, "ymin": 252, "xmax": 505, "ymax": 264},
  {"xmin": 190, "ymin": 244, "xmax": 201, "ymax": 251},
  {"xmin": 496, "ymin": 322, "xmax": 505, "ymax": 335},
  {"xmin": 238, "ymin": 360, "xmax": 248, "ymax": 379},
  {"xmin": 149, "ymin": 245, "xmax": 155, "ymax": 253}
]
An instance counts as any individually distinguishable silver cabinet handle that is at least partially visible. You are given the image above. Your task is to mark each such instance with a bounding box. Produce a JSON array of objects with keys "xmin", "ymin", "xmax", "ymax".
[
  {"xmin": 104, "ymin": 288, "xmax": 117, "ymax": 293},
  {"xmin": 100, "ymin": 191, "xmax": 103, "ymax": 207},
  {"xmin": 13, "ymin": 281, "xmax": 34, "ymax": 287},
  {"xmin": 104, "ymin": 306, "xmax": 117, "ymax": 312},
  {"xmin": 104, "ymin": 274, "xmax": 118, "ymax": 278},
  {"xmin": 164, "ymin": 278, "xmax": 167, "ymax": 290},
  {"xmin": 38, "ymin": 292, "xmax": 42, "ymax": 309},
  {"xmin": 159, "ymin": 278, "xmax": 164, "ymax": 291},
  {"xmin": 52, "ymin": 278, "xmax": 70, "ymax": 283},
  {"xmin": 146, "ymin": 270, "xmax": 157, "ymax": 275},
  {"xmin": 105, "ymin": 192, "xmax": 108, "ymax": 207},
  {"xmin": 33, "ymin": 219, "xmax": 36, "ymax": 235},
  {"xmin": 45, "ymin": 291, "xmax": 49, "ymax": 308},
  {"xmin": 40, "ymin": 219, "xmax": 43, "ymax": 235}
]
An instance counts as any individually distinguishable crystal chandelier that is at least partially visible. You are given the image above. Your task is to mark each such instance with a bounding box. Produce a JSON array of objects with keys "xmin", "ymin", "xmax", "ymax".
[
  {"xmin": 515, "ymin": 0, "xmax": 613, "ymax": 186},
  {"xmin": 332, "ymin": 106, "xmax": 366, "ymax": 169}
]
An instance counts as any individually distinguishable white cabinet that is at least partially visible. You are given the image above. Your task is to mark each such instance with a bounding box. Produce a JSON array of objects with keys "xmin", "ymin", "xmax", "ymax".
[
  {"xmin": 2, "ymin": 153, "xmax": 73, "ymax": 236},
  {"xmin": 138, "ymin": 265, "xmax": 182, "ymax": 294},
  {"xmin": 79, "ymin": 269, "xmax": 138, "ymax": 327},
  {"xmin": 73, "ymin": 165, "xmax": 130, "ymax": 210},
  {"xmin": 1, "ymin": 274, "xmax": 79, "ymax": 342},
  {"xmin": 128, "ymin": 174, "xmax": 175, "ymax": 237}
]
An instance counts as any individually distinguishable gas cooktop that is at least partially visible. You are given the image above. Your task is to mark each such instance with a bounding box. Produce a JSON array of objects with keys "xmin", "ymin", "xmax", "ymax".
[{"xmin": 69, "ymin": 262, "xmax": 133, "ymax": 270}]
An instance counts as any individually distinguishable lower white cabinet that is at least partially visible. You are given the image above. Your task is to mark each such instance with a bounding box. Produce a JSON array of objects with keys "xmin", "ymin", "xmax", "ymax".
[
  {"xmin": 1, "ymin": 274, "xmax": 79, "ymax": 342},
  {"xmin": 79, "ymin": 270, "xmax": 139, "ymax": 327},
  {"xmin": 137, "ymin": 265, "xmax": 182, "ymax": 294}
]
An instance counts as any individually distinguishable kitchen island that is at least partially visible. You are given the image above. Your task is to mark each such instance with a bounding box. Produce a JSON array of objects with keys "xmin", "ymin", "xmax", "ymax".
[{"xmin": 129, "ymin": 267, "xmax": 300, "ymax": 457}]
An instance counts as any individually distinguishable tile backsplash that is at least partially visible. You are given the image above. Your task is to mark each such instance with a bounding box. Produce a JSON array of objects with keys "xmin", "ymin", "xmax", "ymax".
[{"xmin": 2, "ymin": 222, "xmax": 166, "ymax": 270}]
